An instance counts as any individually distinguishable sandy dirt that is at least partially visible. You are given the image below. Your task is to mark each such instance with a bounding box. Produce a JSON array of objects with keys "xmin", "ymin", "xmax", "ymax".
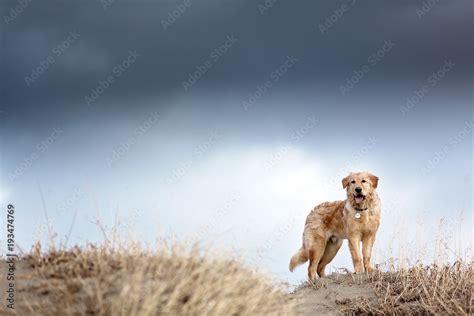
[{"xmin": 292, "ymin": 274, "xmax": 378, "ymax": 315}]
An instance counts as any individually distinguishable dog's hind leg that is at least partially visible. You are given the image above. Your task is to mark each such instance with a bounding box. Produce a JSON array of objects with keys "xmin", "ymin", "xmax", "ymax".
[
  {"xmin": 307, "ymin": 235, "xmax": 327, "ymax": 282},
  {"xmin": 317, "ymin": 238, "xmax": 343, "ymax": 277}
]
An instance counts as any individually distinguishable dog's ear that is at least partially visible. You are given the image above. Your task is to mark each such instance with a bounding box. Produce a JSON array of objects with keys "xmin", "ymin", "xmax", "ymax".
[
  {"xmin": 342, "ymin": 174, "xmax": 351, "ymax": 189},
  {"xmin": 368, "ymin": 174, "xmax": 379, "ymax": 188}
]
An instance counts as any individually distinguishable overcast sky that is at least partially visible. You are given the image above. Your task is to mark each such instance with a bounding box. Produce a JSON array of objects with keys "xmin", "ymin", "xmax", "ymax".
[{"xmin": 0, "ymin": 0, "xmax": 472, "ymax": 283}]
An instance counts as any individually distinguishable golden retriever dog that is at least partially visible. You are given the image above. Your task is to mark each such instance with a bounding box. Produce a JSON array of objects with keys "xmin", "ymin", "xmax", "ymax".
[{"xmin": 289, "ymin": 171, "xmax": 381, "ymax": 281}]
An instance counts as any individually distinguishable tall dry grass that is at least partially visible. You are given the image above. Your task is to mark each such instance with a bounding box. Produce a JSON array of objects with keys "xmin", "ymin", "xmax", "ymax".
[
  {"xmin": 335, "ymin": 261, "xmax": 473, "ymax": 315},
  {"xmin": 7, "ymin": 242, "xmax": 295, "ymax": 316}
]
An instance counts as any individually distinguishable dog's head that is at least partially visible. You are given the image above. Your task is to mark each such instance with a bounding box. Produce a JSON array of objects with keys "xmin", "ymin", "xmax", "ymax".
[{"xmin": 342, "ymin": 171, "xmax": 379, "ymax": 207}]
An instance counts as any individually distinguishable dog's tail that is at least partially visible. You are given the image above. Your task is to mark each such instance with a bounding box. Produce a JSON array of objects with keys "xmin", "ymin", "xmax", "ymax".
[{"xmin": 289, "ymin": 247, "xmax": 308, "ymax": 272}]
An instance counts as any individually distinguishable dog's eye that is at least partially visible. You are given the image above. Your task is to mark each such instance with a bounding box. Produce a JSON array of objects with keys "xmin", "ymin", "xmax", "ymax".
[
  {"xmin": 361, "ymin": 180, "xmax": 366, "ymax": 183},
  {"xmin": 351, "ymin": 180, "xmax": 356, "ymax": 184}
]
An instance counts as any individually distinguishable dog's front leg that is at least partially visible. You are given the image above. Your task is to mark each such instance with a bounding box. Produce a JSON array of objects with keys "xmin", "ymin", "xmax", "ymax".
[
  {"xmin": 362, "ymin": 234, "xmax": 376, "ymax": 273},
  {"xmin": 348, "ymin": 236, "xmax": 363, "ymax": 273}
]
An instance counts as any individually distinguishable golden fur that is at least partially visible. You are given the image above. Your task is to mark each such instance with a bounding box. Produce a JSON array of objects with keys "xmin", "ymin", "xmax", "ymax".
[{"xmin": 289, "ymin": 171, "xmax": 381, "ymax": 281}]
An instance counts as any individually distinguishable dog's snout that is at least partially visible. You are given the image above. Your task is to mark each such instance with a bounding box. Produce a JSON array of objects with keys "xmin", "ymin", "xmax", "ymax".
[{"xmin": 355, "ymin": 187, "xmax": 362, "ymax": 193}]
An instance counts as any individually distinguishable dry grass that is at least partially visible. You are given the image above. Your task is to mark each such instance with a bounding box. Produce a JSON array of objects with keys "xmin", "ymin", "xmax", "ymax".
[
  {"xmin": 3, "ymin": 242, "xmax": 472, "ymax": 315},
  {"xmin": 295, "ymin": 261, "xmax": 473, "ymax": 315},
  {"xmin": 2, "ymin": 218, "xmax": 471, "ymax": 316},
  {"xmin": 5, "ymin": 242, "xmax": 295, "ymax": 316},
  {"xmin": 339, "ymin": 262, "xmax": 473, "ymax": 315}
]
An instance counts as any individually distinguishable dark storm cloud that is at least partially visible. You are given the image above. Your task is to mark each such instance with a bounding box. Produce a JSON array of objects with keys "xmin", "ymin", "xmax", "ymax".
[{"xmin": 2, "ymin": 0, "xmax": 472, "ymax": 108}]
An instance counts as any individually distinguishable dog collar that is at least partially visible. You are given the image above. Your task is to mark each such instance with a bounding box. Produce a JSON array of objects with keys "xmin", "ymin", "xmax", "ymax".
[{"xmin": 354, "ymin": 207, "xmax": 368, "ymax": 219}]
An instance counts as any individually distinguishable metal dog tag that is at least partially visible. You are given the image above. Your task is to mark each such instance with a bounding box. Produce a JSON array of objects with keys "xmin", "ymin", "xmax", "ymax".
[{"xmin": 355, "ymin": 212, "xmax": 361, "ymax": 219}]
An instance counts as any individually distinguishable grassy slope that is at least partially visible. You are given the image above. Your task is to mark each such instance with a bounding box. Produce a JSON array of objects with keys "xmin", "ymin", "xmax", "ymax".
[
  {"xmin": 0, "ymin": 242, "xmax": 472, "ymax": 315},
  {"xmin": 0, "ymin": 243, "xmax": 295, "ymax": 315}
]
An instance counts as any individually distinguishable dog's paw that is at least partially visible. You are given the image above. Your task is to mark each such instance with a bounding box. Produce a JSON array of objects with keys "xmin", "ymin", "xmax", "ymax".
[
  {"xmin": 365, "ymin": 266, "xmax": 378, "ymax": 274},
  {"xmin": 308, "ymin": 276, "xmax": 327, "ymax": 290},
  {"xmin": 354, "ymin": 265, "xmax": 364, "ymax": 274}
]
